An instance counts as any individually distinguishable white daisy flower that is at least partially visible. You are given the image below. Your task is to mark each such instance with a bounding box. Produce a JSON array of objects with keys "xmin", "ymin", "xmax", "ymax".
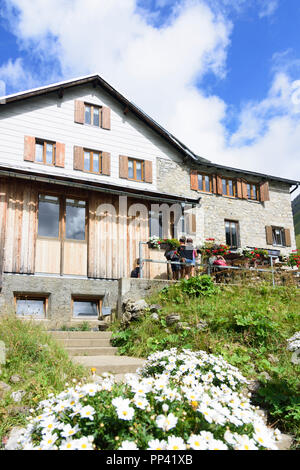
[
  {"xmin": 119, "ymin": 440, "xmax": 139, "ymax": 450},
  {"xmin": 156, "ymin": 413, "xmax": 178, "ymax": 431},
  {"xmin": 166, "ymin": 436, "xmax": 186, "ymax": 450},
  {"xmin": 147, "ymin": 439, "xmax": 167, "ymax": 450}
]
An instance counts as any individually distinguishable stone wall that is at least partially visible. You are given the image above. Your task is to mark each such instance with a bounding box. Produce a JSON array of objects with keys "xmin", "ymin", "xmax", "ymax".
[
  {"xmin": 0, "ymin": 273, "xmax": 119, "ymax": 328},
  {"xmin": 157, "ymin": 158, "xmax": 296, "ymax": 255},
  {"xmin": 0, "ymin": 274, "xmax": 172, "ymax": 325}
]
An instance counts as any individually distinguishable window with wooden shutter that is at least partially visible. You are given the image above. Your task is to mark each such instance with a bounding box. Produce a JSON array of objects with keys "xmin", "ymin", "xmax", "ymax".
[
  {"xmin": 102, "ymin": 152, "xmax": 111, "ymax": 176},
  {"xmin": 266, "ymin": 226, "xmax": 290, "ymax": 247},
  {"xmin": 74, "ymin": 100, "xmax": 85, "ymax": 124},
  {"xmin": 266, "ymin": 226, "xmax": 273, "ymax": 245},
  {"xmin": 144, "ymin": 160, "xmax": 153, "ymax": 183},
  {"xmin": 101, "ymin": 107, "xmax": 111, "ymax": 130},
  {"xmin": 190, "ymin": 171, "xmax": 198, "ymax": 191},
  {"xmin": 24, "ymin": 136, "xmax": 36, "ymax": 162},
  {"xmin": 73, "ymin": 146, "xmax": 84, "ymax": 171},
  {"xmin": 119, "ymin": 155, "xmax": 129, "ymax": 179},
  {"xmin": 284, "ymin": 228, "xmax": 291, "ymax": 247},
  {"xmin": 216, "ymin": 175, "xmax": 223, "ymax": 195},
  {"xmin": 260, "ymin": 182, "xmax": 270, "ymax": 202},
  {"xmin": 55, "ymin": 142, "xmax": 65, "ymax": 168}
]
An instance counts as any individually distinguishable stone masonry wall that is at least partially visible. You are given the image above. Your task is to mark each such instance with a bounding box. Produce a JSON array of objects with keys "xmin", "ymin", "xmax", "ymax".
[
  {"xmin": 0, "ymin": 273, "xmax": 119, "ymax": 327},
  {"xmin": 157, "ymin": 157, "xmax": 296, "ymax": 255}
]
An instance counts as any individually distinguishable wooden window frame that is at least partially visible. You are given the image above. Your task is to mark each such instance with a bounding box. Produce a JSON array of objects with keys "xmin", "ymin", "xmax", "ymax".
[
  {"xmin": 222, "ymin": 178, "xmax": 237, "ymax": 198},
  {"xmin": 197, "ymin": 173, "xmax": 213, "ymax": 193},
  {"xmin": 83, "ymin": 149, "xmax": 102, "ymax": 175},
  {"xmin": 37, "ymin": 194, "xmax": 88, "ymax": 243},
  {"xmin": 14, "ymin": 293, "xmax": 49, "ymax": 318},
  {"xmin": 84, "ymin": 103, "xmax": 102, "ymax": 127},
  {"xmin": 72, "ymin": 295, "xmax": 103, "ymax": 318},
  {"xmin": 247, "ymin": 183, "xmax": 260, "ymax": 201},
  {"xmin": 128, "ymin": 158, "xmax": 145, "ymax": 182},
  {"xmin": 271, "ymin": 226, "xmax": 286, "ymax": 247},
  {"xmin": 225, "ymin": 220, "xmax": 240, "ymax": 248},
  {"xmin": 35, "ymin": 140, "xmax": 56, "ymax": 166}
]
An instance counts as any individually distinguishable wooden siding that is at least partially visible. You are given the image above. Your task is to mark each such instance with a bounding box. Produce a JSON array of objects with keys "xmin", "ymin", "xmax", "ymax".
[
  {"xmin": 0, "ymin": 84, "xmax": 170, "ymax": 193},
  {"xmin": 1, "ymin": 179, "xmax": 37, "ymax": 274}
]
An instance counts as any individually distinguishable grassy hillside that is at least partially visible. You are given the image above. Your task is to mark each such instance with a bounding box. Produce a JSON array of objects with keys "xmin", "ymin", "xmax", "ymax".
[
  {"xmin": 111, "ymin": 279, "xmax": 300, "ymax": 446},
  {"xmin": 0, "ymin": 315, "xmax": 88, "ymax": 443}
]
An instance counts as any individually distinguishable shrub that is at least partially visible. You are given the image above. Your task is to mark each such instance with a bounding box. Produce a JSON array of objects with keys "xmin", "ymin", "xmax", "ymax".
[{"xmin": 9, "ymin": 349, "xmax": 282, "ymax": 450}]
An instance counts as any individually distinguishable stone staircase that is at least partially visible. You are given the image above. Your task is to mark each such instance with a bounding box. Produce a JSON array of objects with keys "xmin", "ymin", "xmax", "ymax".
[{"xmin": 50, "ymin": 331, "xmax": 144, "ymax": 375}]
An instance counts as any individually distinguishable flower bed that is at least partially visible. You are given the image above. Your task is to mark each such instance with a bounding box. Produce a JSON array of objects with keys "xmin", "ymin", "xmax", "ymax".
[{"xmin": 8, "ymin": 349, "xmax": 282, "ymax": 450}]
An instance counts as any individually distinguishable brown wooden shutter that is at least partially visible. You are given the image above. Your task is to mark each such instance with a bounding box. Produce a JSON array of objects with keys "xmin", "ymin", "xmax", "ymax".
[
  {"xmin": 55, "ymin": 142, "xmax": 65, "ymax": 168},
  {"xmin": 241, "ymin": 180, "xmax": 248, "ymax": 199},
  {"xmin": 212, "ymin": 175, "xmax": 217, "ymax": 194},
  {"xmin": 119, "ymin": 155, "xmax": 128, "ymax": 179},
  {"xmin": 101, "ymin": 107, "xmax": 111, "ymax": 130},
  {"xmin": 266, "ymin": 226, "xmax": 273, "ymax": 245},
  {"xmin": 144, "ymin": 160, "xmax": 153, "ymax": 183},
  {"xmin": 101, "ymin": 152, "xmax": 111, "ymax": 176},
  {"xmin": 260, "ymin": 181, "xmax": 270, "ymax": 202},
  {"xmin": 284, "ymin": 228, "xmax": 291, "ymax": 247},
  {"xmin": 24, "ymin": 136, "xmax": 35, "ymax": 162},
  {"xmin": 190, "ymin": 171, "xmax": 198, "ymax": 191},
  {"xmin": 74, "ymin": 100, "xmax": 85, "ymax": 124},
  {"xmin": 216, "ymin": 175, "xmax": 223, "ymax": 195},
  {"xmin": 236, "ymin": 179, "xmax": 242, "ymax": 199},
  {"xmin": 73, "ymin": 146, "xmax": 84, "ymax": 170}
]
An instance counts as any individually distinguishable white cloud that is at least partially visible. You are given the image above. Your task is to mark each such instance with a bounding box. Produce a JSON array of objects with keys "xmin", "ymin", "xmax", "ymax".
[
  {"xmin": 258, "ymin": 0, "xmax": 279, "ymax": 18},
  {"xmin": 0, "ymin": 57, "xmax": 36, "ymax": 92},
  {"xmin": 0, "ymin": 0, "xmax": 299, "ymax": 194}
]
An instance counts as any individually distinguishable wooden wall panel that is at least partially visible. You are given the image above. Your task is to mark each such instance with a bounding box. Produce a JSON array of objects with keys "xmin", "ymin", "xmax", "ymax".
[
  {"xmin": 0, "ymin": 180, "xmax": 7, "ymax": 288},
  {"xmin": 2, "ymin": 180, "xmax": 37, "ymax": 274},
  {"xmin": 35, "ymin": 239, "xmax": 60, "ymax": 274}
]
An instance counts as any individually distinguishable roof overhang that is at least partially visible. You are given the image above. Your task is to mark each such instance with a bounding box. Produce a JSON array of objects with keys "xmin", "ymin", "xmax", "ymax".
[
  {"xmin": 195, "ymin": 160, "xmax": 299, "ymax": 187},
  {"xmin": 0, "ymin": 165, "xmax": 200, "ymax": 207}
]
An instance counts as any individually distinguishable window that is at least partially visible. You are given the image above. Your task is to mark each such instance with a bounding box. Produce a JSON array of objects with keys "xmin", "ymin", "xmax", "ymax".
[
  {"xmin": 84, "ymin": 103, "xmax": 102, "ymax": 127},
  {"xmin": 272, "ymin": 227, "xmax": 286, "ymax": 246},
  {"xmin": 83, "ymin": 149, "xmax": 102, "ymax": 174},
  {"xmin": 66, "ymin": 199, "xmax": 86, "ymax": 241},
  {"xmin": 128, "ymin": 158, "xmax": 145, "ymax": 181},
  {"xmin": 15, "ymin": 295, "xmax": 47, "ymax": 317},
  {"xmin": 72, "ymin": 297, "xmax": 102, "ymax": 317},
  {"xmin": 35, "ymin": 140, "xmax": 56, "ymax": 165},
  {"xmin": 247, "ymin": 183, "xmax": 260, "ymax": 201},
  {"xmin": 222, "ymin": 178, "xmax": 237, "ymax": 197},
  {"xmin": 38, "ymin": 195, "xmax": 86, "ymax": 241},
  {"xmin": 225, "ymin": 220, "xmax": 239, "ymax": 248},
  {"xmin": 38, "ymin": 195, "xmax": 60, "ymax": 238},
  {"xmin": 198, "ymin": 174, "xmax": 212, "ymax": 193}
]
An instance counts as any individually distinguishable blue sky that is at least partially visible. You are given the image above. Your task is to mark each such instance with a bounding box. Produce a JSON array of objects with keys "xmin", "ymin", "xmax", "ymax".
[{"xmin": 0, "ymin": 0, "xmax": 299, "ymax": 189}]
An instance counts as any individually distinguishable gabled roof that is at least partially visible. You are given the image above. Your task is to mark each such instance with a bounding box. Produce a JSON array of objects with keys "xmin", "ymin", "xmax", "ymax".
[
  {"xmin": 0, "ymin": 73, "xmax": 299, "ymax": 187},
  {"xmin": 0, "ymin": 73, "xmax": 209, "ymax": 165}
]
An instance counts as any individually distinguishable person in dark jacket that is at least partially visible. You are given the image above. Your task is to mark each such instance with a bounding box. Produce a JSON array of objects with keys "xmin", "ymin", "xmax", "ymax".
[{"xmin": 130, "ymin": 258, "xmax": 144, "ymax": 278}]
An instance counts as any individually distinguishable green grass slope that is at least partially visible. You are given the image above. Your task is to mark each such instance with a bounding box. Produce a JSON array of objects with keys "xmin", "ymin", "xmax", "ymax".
[{"xmin": 111, "ymin": 281, "xmax": 300, "ymax": 447}]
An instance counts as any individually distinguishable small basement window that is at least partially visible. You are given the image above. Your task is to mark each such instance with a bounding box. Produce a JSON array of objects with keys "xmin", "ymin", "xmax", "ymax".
[
  {"xmin": 72, "ymin": 297, "xmax": 102, "ymax": 317},
  {"xmin": 15, "ymin": 296, "xmax": 47, "ymax": 317}
]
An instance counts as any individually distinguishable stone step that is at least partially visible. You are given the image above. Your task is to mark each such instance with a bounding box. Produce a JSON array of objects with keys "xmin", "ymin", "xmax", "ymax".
[
  {"xmin": 55, "ymin": 338, "xmax": 112, "ymax": 347},
  {"xmin": 49, "ymin": 331, "xmax": 112, "ymax": 339},
  {"xmin": 66, "ymin": 346, "xmax": 118, "ymax": 356},
  {"xmin": 73, "ymin": 355, "xmax": 145, "ymax": 375}
]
